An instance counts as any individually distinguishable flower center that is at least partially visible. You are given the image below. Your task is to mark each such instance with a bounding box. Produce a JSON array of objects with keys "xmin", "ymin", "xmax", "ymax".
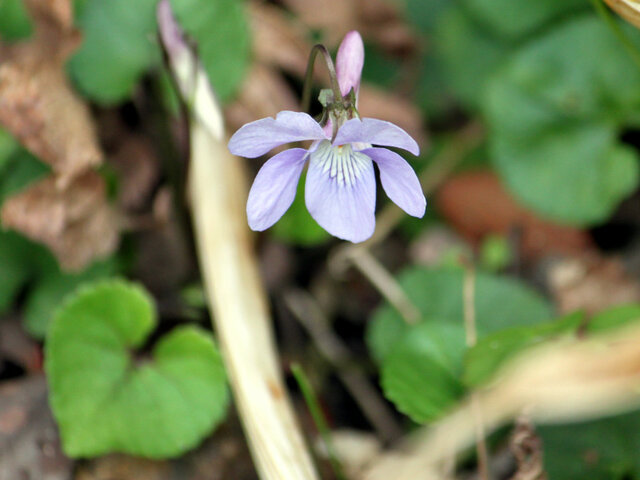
[{"xmin": 311, "ymin": 140, "xmax": 370, "ymax": 188}]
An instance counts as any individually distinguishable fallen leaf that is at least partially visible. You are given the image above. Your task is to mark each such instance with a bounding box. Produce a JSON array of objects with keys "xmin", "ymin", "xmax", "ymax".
[
  {"xmin": 225, "ymin": 64, "xmax": 300, "ymax": 131},
  {"xmin": 437, "ymin": 171, "xmax": 593, "ymax": 261},
  {"xmin": 0, "ymin": 0, "xmax": 102, "ymax": 185},
  {"xmin": 248, "ymin": 3, "xmax": 312, "ymax": 78},
  {"xmin": 547, "ymin": 254, "xmax": 640, "ymax": 315},
  {"xmin": 279, "ymin": 0, "xmax": 416, "ymax": 52},
  {"xmin": 1, "ymin": 171, "xmax": 119, "ymax": 271},
  {"xmin": 109, "ymin": 135, "xmax": 160, "ymax": 212}
]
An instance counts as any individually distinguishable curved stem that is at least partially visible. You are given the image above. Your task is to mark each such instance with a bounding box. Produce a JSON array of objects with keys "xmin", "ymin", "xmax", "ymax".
[{"xmin": 301, "ymin": 44, "xmax": 344, "ymax": 114}]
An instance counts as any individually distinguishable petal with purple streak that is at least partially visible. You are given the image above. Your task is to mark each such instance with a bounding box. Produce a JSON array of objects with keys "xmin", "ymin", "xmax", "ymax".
[
  {"xmin": 246, "ymin": 148, "xmax": 308, "ymax": 231},
  {"xmin": 362, "ymin": 147, "xmax": 426, "ymax": 217},
  {"xmin": 336, "ymin": 31, "xmax": 364, "ymax": 99},
  {"xmin": 333, "ymin": 118, "xmax": 420, "ymax": 156},
  {"xmin": 228, "ymin": 111, "xmax": 327, "ymax": 158},
  {"xmin": 305, "ymin": 141, "xmax": 376, "ymax": 242}
]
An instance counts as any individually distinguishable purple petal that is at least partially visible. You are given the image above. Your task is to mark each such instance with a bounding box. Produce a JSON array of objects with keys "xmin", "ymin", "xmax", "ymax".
[
  {"xmin": 361, "ymin": 147, "xmax": 426, "ymax": 217},
  {"xmin": 228, "ymin": 111, "xmax": 327, "ymax": 158},
  {"xmin": 333, "ymin": 118, "xmax": 420, "ymax": 156},
  {"xmin": 305, "ymin": 142, "xmax": 376, "ymax": 242},
  {"xmin": 246, "ymin": 148, "xmax": 308, "ymax": 231},
  {"xmin": 336, "ymin": 31, "xmax": 364, "ymax": 98}
]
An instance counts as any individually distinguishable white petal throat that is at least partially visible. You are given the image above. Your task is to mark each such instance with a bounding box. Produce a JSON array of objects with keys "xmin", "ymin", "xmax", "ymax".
[{"xmin": 310, "ymin": 140, "xmax": 371, "ymax": 188}]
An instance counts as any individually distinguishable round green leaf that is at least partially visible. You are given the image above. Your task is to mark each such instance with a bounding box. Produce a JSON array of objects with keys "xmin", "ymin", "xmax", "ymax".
[
  {"xmin": 0, "ymin": 0, "xmax": 33, "ymax": 41},
  {"xmin": 366, "ymin": 267, "xmax": 552, "ymax": 362},
  {"xmin": 381, "ymin": 322, "xmax": 466, "ymax": 423},
  {"xmin": 435, "ymin": 6, "xmax": 513, "ymax": 110},
  {"xmin": 485, "ymin": 16, "xmax": 640, "ymax": 225},
  {"xmin": 463, "ymin": 0, "xmax": 585, "ymax": 39},
  {"xmin": 69, "ymin": 0, "xmax": 160, "ymax": 104},
  {"xmin": 46, "ymin": 280, "xmax": 229, "ymax": 458},
  {"xmin": 24, "ymin": 258, "xmax": 120, "ymax": 339},
  {"xmin": 170, "ymin": 0, "xmax": 250, "ymax": 102},
  {"xmin": 69, "ymin": 0, "xmax": 250, "ymax": 104}
]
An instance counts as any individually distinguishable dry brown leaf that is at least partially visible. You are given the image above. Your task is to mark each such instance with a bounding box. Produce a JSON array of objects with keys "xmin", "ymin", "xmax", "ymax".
[
  {"xmin": 1, "ymin": 172, "xmax": 119, "ymax": 271},
  {"xmin": 437, "ymin": 171, "xmax": 593, "ymax": 261},
  {"xmin": 109, "ymin": 135, "xmax": 160, "ymax": 211},
  {"xmin": 248, "ymin": 3, "xmax": 313, "ymax": 78},
  {"xmin": 509, "ymin": 416, "xmax": 547, "ymax": 480},
  {"xmin": 547, "ymin": 254, "xmax": 640, "ymax": 315},
  {"xmin": 0, "ymin": 0, "xmax": 101, "ymax": 185},
  {"xmin": 225, "ymin": 64, "xmax": 300, "ymax": 131},
  {"xmin": 0, "ymin": 0, "xmax": 119, "ymax": 270},
  {"xmin": 279, "ymin": 0, "xmax": 416, "ymax": 52}
]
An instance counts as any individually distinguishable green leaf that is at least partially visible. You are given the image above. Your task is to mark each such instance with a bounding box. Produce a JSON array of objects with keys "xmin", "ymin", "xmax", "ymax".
[
  {"xmin": 0, "ymin": 148, "xmax": 50, "ymax": 204},
  {"xmin": 0, "ymin": 129, "xmax": 18, "ymax": 176},
  {"xmin": 381, "ymin": 322, "xmax": 466, "ymax": 423},
  {"xmin": 24, "ymin": 258, "xmax": 120, "ymax": 339},
  {"xmin": 46, "ymin": 280, "xmax": 229, "ymax": 458},
  {"xmin": 68, "ymin": 0, "xmax": 159, "ymax": 103},
  {"xmin": 272, "ymin": 172, "xmax": 329, "ymax": 245},
  {"xmin": 486, "ymin": 16, "xmax": 640, "ymax": 224},
  {"xmin": 69, "ymin": 0, "xmax": 250, "ymax": 104},
  {"xmin": 367, "ymin": 266, "xmax": 552, "ymax": 362},
  {"xmin": 434, "ymin": 6, "xmax": 513, "ymax": 110},
  {"xmin": 540, "ymin": 409, "xmax": 640, "ymax": 479},
  {"xmin": 170, "ymin": 0, "xmax": 250, "ymax": 102},
  {"xmin": 0, "ymin": 0, "xmax": 33, "ymax": 41},
  {"xmin": 463, "ymin": 312, "xmax": 583, "ymax": 387},
  {"xmin": 0, "ymin": 231, "xmax": 37, "ymax": 312},
  {"xmin": 587, "ymin": 304, "xmax": 640, "ymax": 334},
  {"xmin": 463, "ymin": 0, "xmax": 585, "ymax": 39}
]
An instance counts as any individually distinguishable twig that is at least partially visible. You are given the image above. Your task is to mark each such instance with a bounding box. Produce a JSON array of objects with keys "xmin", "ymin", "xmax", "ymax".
[
  {"xmin": 463, "ymin": 265, "xmax": 490, "ymax": 480},
  {"xmin": 157, "ymin": 4, "xmax": 319, "ymax": 479},
  {"xmin": 284, "ymin": 288, "xmax": 404, "ymax": 443},
  {"xmin": 349, "ymin": 249, "xmax": 420, "ymax": 324}
]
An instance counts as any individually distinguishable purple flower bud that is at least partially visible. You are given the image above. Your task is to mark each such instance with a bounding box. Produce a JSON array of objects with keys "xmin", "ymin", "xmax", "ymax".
[{"xmin": 336, "ymin": 30, "xmax": 365, "ymax": 99}]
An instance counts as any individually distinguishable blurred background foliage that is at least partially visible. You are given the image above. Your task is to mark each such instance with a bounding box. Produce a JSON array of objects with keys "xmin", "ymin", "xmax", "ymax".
[{"xmin": 1, "ymin": 0, "xmax": 640, "ymax": 479}]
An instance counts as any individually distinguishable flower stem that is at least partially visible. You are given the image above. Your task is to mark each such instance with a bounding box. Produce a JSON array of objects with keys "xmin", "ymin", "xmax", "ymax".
[{"xmin": 301, "ymin": 44, "xmax": 344, "ymax": 114}]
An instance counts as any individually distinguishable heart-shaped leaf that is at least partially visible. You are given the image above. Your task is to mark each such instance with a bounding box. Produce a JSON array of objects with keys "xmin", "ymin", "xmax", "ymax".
[
  {"xmin": 381, "ymin": 322, "xmax": 467, "ymax": 423},
  {"xmin": 485, "ymin": 16, "xmax": 640, "ymax": 224},
  {"xmin": 463, "ymin": 0, "xmax": 585, "ymax": 39},
  {"xmin": 366, "ymin": 266, "xmax": 552, "ymax": 362},
  {"xmin": 69, "ymin": 0, "xmax": 250, "ymax": 104},
  {"xmin": 46, "ymin": 280, "xmax": 229, "ymax": 458}
]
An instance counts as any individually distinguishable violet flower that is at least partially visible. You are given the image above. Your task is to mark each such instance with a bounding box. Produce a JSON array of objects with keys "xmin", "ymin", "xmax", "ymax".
[{"xmin": 228, "ymin": 31, "xmax": 426, "ymax": 243}]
